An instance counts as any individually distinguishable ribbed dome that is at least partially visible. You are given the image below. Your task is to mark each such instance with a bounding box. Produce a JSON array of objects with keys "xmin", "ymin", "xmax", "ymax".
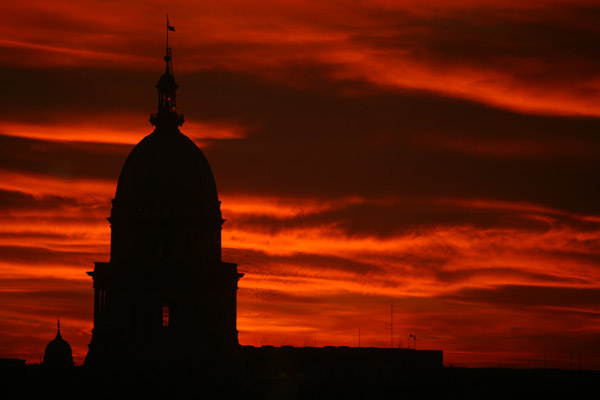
[{"xmin": 115, "ymin": 129, "xmax": 218, "ymax": 204}]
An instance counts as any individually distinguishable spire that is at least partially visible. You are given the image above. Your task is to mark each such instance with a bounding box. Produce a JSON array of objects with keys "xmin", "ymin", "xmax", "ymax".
[
  {"xmin": 150, "ymin": 16, "xmax": 184, "ymax": 129},
  {"xmin": 56, "ymin": 318, "xmax": 62, "ymax": 340}
]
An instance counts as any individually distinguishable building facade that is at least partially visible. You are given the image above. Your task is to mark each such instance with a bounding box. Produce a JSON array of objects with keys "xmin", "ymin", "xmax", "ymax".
[{"xmin": 84, "ymin": 45, "xmax": 242, "ymax": 369}]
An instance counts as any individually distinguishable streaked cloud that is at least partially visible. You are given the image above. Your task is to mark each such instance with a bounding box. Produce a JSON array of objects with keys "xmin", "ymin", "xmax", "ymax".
[{"xmin": 0, "ymin": 0, "xmax": 599, "ymax": 369}]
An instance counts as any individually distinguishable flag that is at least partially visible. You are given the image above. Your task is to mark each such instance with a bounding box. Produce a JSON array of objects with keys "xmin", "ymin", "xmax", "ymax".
[{"xmin": 167, "ymin": 16, "xmax": 175, "ymax": 31}]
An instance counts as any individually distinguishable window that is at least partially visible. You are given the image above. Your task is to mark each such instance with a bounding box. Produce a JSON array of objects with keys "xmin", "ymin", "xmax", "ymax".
[{"xmin": 162, "ymin": 303, "xmax": 169, "ymax": 327}]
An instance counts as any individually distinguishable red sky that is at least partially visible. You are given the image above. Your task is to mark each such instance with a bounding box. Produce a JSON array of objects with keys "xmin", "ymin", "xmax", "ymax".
[{"xmin": 1, "ymin": 0, "xmax": 599, "ymax": 369}]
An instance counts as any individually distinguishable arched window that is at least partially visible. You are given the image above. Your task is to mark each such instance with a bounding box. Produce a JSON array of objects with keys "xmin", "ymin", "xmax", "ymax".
[{"xmin": 162, "ymin": 303, "xmax": 169, "ymax": 327}]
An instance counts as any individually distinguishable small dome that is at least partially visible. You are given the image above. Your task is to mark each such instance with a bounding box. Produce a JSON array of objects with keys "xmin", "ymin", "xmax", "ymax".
[
  {"xmin": 44, "ymin": 327, "xmax": 73, "ymax": 369},
  {"xmin": 157, "ymin": 69, "xmax": 178, "ymax": 92}
]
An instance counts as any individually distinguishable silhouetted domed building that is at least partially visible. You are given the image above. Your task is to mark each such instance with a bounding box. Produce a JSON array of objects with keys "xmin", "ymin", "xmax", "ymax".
[
  {"xmin": 84, "ymin": 42, "xmax": 242, "ymax": 369},
  {"xmin": 44, "ymin": 321, "xmax": 73, "ymax": 369}
]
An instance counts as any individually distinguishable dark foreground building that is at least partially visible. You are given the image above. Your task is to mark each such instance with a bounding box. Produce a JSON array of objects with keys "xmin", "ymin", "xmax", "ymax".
[
  {"xmin": 81, "ymin": 29, "xmax": 441, "ymax": 388},
  {"xmin": 84, "ymin": 43, "xmax": 242, "ymax": 370},
  {"xmin": 6, "ymin": 31, "xmax": 599, "ymax": 400},
  {"xmin": 241, "ymin": 345, "xmax": 442, "ymax": 376}
]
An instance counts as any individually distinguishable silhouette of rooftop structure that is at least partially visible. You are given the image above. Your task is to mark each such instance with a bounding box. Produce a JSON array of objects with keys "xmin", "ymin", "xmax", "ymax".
[
  {"xmin": 43, "ymin": 319, "xmax": 73, "ymax": 370},
  {"xmin": 79, "ymin": 21, "xmax": 443, "ymax": 381},
  {"xmin": 241, "ymin": 345, "xmax": 443, "ymax": 377},
  {"xmin": 84, "ymin": 19, "xmax": 242, "ymax": 370}
]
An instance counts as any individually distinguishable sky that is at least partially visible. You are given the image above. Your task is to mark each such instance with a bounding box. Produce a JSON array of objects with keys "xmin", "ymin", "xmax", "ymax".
[{"xmin": 1, "ymin": 0, "xmax": 599, "ymax": 369}]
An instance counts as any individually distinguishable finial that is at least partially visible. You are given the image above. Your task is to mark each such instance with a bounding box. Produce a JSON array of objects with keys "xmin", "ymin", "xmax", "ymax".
[
  {"xmin": 164, "ymin": 15, "xmax": 176, "ymax": 74},
  {"xmin": 150, "ymin": 16, "xmax": 184, "ymax": 128},
  {"xmin": 166, "ymin": 15, "xmax": 175, "ymax": 65},
  {"xmin": 56, "ymin": 318, "xmax": 63, "ymax": 339}
]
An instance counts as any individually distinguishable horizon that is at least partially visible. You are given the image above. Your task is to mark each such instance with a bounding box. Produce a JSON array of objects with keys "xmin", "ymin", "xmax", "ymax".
[{"xmin": 1, "ymin": 1, "xmax": 599, "ymax": 369}]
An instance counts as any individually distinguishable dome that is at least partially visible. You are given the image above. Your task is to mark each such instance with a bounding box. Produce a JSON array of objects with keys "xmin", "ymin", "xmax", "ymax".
[
  {"xmin": 44, "ymin": 327, "xmax": 73, "ymax": 369},
  {"xmin": 108, "ymin": 47, "xmax": 223, "ymax": 265},
  {"xmin": 157, "ymin": 69, "xmax": 178, "ymax": 92},
  {"xmin": 115, "ymin": 129, "xmax": 218, "ymax": 205}
]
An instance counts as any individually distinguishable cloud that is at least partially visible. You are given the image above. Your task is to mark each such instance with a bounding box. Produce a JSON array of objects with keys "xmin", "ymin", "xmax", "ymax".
[
  {"xmin": 1, "ymin": 52, "xmax": 600, "ymax": 215},
  {"xmin": 0, "ymin": 245, "xmax": 99, "ymax": 269},
  {"xmin": 0, "ymin": 188, "xmax": 78, "ymax": 211},
  {"xmin": 0, "ymin": 276, "xmax": 93, "ymax": 363},
  {"xmin": 447, "ymin": 284, "xmax": 600, "ymax": 309},
  {"xmin": 1, "ymin": 0, "xmax": 600, "ymax": 369},
  {"xmin": 0, "ymin": 133, "xmax": 129, "ymax": 180}
]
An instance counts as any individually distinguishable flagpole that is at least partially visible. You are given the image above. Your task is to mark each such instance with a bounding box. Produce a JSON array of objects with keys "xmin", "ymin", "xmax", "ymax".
[{"xmin": 166, "ymin": 14, "xmax": 169, "ymax": 55}]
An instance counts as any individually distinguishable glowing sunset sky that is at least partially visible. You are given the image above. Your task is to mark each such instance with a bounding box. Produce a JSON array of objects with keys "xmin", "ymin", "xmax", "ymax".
[{"xmin": 1, "ymin": 0, "xmax": 599, "ymax": 368}]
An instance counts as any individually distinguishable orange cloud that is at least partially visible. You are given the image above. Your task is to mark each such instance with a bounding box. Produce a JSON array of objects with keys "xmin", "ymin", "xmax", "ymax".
[
  {"xmin": 3, "ymin": 1, "xmax": 600, "ymax": 116},
  {"xmin": 1, "ymin": 0, "xmax": 600, "ymax": 370}
]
